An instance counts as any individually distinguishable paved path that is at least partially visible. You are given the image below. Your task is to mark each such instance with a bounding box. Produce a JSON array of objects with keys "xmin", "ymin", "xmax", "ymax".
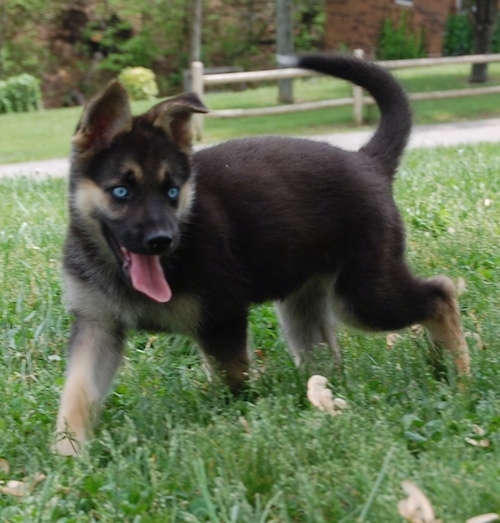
[
  {"xmin": 1, "ymin": 117, "xmax": 500, "ymax": 179},
  {"xmin": 313, "ymin": 117, "xmax": 500, "ymax": 150}
]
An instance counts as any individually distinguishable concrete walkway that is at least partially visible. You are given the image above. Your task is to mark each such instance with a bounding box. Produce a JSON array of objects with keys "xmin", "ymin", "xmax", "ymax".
[
  {"xmin": 1, "ymin": 117, "xmax": 500, "ymax": 179},
  {"xmin": 313, "ymin": 117, "xmax": 500, "ymax": 151}
]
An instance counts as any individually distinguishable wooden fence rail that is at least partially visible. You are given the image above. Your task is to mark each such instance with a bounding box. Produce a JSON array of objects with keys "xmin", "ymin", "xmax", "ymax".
[{"xmin": 191, "ymin": 52, "xmax": 500, "ymax": 140}]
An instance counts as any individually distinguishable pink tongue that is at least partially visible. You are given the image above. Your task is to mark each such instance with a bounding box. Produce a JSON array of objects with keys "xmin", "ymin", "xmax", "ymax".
[{"xmin": 128, "ymin": 253, "xmax": 172, "ymax": 303}]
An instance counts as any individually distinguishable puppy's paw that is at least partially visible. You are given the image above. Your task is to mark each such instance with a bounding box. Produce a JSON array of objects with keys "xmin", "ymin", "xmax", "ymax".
[{"xmin": 53, "ymin": 436, "xmax": 80, "ymax": 457}]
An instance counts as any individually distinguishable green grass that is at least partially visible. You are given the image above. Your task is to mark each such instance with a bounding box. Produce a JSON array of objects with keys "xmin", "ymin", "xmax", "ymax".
[
  {"xmin": 0, "ymin": 144, "xmax": 499, "ymax": 521},
  {"xmin": 1, "ymin": 63, "xmax": 500, "ymax": 163}
]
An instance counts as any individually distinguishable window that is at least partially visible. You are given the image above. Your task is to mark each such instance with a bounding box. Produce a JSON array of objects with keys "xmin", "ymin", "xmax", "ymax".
[{"xmin": 395, "ymin": 0, "xmax": 413, "ymax": 6}]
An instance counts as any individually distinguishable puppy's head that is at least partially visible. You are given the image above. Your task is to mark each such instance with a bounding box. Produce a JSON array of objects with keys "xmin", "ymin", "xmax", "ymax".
[{"xmin": 68, "ymin": 81, "xmax": 208, "ymax": 302}]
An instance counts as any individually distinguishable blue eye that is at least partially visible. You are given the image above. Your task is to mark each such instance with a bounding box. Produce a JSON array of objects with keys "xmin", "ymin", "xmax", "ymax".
[
  {"xmin": 167, "ymin": 187, "xmax": 179, "ymax": 201},
  {"xmin": 111, "ymin": 186, "xmax": 129, "ymax": 200}
]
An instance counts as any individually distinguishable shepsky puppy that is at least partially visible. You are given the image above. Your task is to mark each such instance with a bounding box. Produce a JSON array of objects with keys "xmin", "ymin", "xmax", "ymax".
[{"xmin": 55, "ymin": 53, "xmax": 470, "ymax": 455}]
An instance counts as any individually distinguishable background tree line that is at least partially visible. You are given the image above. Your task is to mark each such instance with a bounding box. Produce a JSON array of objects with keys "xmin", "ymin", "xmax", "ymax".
[
  {"xmin": 0, "ymin": 0, "xmax": 497, "ymax": 108},
  {"xmin": 0, "ymin": 0, "xmax": 324, "ymax": 106}
]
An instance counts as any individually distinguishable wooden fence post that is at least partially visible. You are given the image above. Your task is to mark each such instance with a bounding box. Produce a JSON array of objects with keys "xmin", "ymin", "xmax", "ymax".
[
  {"xmin": 353, "ymin": 49, "xmax": 364, "ymax": 125},
  {"xmin": 191, "ymin": 61, "xmax": 204, "ymax": 140}
]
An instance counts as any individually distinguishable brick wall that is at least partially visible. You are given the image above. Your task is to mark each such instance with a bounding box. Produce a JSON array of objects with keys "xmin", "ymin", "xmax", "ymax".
[
  {"xmin": 413, "ymin": 0, "xmax": 454, "ymax": 56},
  {"xmin": 325, "ymin": 0, "xmax": 454, "ymax": 58}
]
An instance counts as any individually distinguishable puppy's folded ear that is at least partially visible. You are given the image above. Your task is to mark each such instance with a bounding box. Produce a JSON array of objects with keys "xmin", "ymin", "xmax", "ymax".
[
  {"xmin": 72, "ymin": 80, "xmax": 132, "ymax": 154},
  {"xmin": 146, "ymin": 93, "xmax": 209, "ymax": 154}
]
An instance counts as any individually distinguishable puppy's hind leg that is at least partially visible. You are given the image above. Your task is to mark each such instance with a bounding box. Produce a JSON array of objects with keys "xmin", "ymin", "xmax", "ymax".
[
  {"xmin": 276, "ymin": 277, "xmax": 343, "ymax": 371},
  {"xmin": 334, "ymin": 265, "xmax": 470, "ymax": 379},
  {"xmin": 420, "ymin": 276, "xmax": 470, "ymax": 378},
  {"xmin": 55, "ymin": 316, "xmax": 125, "ymax": 456}
]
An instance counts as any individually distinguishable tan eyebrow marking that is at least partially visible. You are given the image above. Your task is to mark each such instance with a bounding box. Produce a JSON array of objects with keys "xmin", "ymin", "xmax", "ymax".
[
  {"xmin": 120, "ymin": 160, "xmax": 143, "ymax": 183},
  {"xmin": 157, "ymin": 162, "xmax": 170, "ymax": 185}
]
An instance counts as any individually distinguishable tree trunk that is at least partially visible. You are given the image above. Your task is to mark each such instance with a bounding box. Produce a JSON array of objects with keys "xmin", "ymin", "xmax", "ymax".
[
  {"xmin": 468, "ymin": 0, "xmax": 498, "ymax": 82},
  {"xmin": 276, "ymin": 0, "xmax": 294, "ymax": 104}
]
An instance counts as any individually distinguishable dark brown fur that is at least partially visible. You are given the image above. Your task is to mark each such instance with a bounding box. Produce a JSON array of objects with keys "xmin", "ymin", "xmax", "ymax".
[{"xmin": 55, "ymin": 54, "xmax": 470, "ymax": 455}]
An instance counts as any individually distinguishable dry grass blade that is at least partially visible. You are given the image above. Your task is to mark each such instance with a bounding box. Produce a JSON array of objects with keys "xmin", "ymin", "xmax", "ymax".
[
  {"xmin": 0, "ymin": 473, "xmax": 46, "ymax": 497},
  {"xmin": 238, "ymin": 416, "xmax": 251, "ymax": 434},
  {"xmin": 386, "ymin": 333, "xmax": 402, "ymax": 349},
  {"xmin": 464, "ymin": 332, "xmax": 484, "ymax": 350},
  {"xmin": 465, "ymin": 424, "xmax": 490, "ymax": 448},
  {"xmin": 456, "ymin": 277, "xmax": 467, "ymax": 296},
  {"xmin": 0, "ymin": 459, "xmax": 9, "ymax": 474},
  {"xmin": 466, "ymin": 514, "xmax": 499, "ymax": 523}
]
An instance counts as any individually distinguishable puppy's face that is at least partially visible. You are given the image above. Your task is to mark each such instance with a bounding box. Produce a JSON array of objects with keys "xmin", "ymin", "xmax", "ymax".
[
  {"xmin": 73, "ymin": 123, "xmax": 193, "ymax": 254},
  {"xmin": 69, "ymin": 82, "xmax": 208, "ymax": 302}
]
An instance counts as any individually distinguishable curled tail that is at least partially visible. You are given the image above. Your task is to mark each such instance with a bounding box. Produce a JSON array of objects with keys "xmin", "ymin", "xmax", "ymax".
[{"xmin": 289, "ymin": 53, "xmax": 412, "ymax": 178}]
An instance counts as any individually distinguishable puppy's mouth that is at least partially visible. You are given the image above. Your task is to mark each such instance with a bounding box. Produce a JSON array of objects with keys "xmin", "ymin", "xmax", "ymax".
[{"xmin": 103, "ymin": 225, "xmax": 172, "ymax": 303}]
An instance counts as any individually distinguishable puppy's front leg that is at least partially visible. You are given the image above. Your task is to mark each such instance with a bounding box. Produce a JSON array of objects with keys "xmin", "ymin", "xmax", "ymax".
[
  {"xmin": 55, "ymin": 316, "xmax": 125, "ymax": 456},
  {"xmin": 198, "ymin": 317, "xmax": 250, "ymax": 394}
]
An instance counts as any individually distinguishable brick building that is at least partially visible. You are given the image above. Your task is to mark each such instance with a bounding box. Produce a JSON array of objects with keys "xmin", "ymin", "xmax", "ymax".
[{"xmin": 325, "ymin": 0, "xmax": 463, "ymax": 57}]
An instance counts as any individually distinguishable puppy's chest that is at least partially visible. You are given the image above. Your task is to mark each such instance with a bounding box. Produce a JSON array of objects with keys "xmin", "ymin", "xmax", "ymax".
[
  {"xmin": 65, "ymin": 273, "xmax": 202, "ymax": 337},
  {"xmin": 134, "ymin": 293, "xmax": 202, "ymax": 336}
]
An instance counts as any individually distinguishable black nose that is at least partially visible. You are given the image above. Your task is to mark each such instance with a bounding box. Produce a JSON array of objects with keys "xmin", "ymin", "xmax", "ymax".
[{"xmin": 144, "ymin": 232, "xmax": 173, "ymax": 254}]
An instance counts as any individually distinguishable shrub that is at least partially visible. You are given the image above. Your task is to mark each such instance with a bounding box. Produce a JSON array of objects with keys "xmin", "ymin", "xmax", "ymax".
[
  {"xmin": 443, "ymin": 14, "xmax": 473, "ymax": 56},
  {"xmin": 0, "ymin": 73, "xmax": 42, "ymax": 114},
  {"xmin": 118, "ymin": 67, "xmax": 159, "ymax": 101},
  {"xmin": 491, "ymin": 14, "xmax": 500, "ymax": 53},
  {"xmin": 83, "ymin": 19, "xmax": 159, "ymax": 75},
  {"xmin": 443, "ymin": 13, "xmax": 500, "ymax": 56},
  {"xmin": 294, "ymin": 2, "xmax": 325, "ymax": 52},
  {"xmin": 376, "ymin": 16, "xmax": 426, "ymax": 60}
]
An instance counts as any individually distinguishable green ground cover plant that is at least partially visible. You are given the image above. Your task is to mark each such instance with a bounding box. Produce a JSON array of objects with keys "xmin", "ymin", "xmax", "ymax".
[
  {"xmin": 0, "ymin": 74, "xmax": 42, "ymax": 115},
  {"xmin": 1, "ymin": 63, "xmax": 500, "ymax": 163},
  {"xmin": 0, "ymin": 143, "xmax": 499, "ymax": 521}
]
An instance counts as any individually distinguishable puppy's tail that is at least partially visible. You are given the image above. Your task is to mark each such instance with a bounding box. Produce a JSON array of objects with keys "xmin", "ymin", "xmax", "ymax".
[{"xmin": 281, "ymin": 53, "xmax": 412, "ymax": 178}]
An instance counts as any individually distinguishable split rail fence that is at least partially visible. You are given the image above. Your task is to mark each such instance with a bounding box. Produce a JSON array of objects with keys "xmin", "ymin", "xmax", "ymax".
[{"xmin": 190, "ymin": 51, "xmax": 500, "ymax": 140}]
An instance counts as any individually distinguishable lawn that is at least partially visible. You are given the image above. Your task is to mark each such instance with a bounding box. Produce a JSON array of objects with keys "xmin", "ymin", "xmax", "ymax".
[
  {"xmin": 1, "ymin": 62, "xmax": 500, "ymax": 163},
  {"xmin": 0, "ymin": 143, "xmax": 499, "ymax": 522}
]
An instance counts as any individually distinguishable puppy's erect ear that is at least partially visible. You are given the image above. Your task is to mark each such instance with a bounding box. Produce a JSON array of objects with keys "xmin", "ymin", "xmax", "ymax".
[
  {"xmin": 73, "ymin": 80, "xmax": 132, "ymax": 154},
  {"xmin": 146, "ymin": 92, "xmax": 208, "ymax": 153}
]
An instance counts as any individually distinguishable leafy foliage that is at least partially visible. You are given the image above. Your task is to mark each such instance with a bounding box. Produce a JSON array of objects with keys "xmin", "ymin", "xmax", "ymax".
[
  {"xmin": 0, "ymin": 0, "xmax": 62, "ymax": 79},
  {"xmin": 443, "ymin": 14, "xmax": 474, "ymax": 56},
  {"xmin": 0, "ymin": 73, "xmax": 41, "ymax": 114},
  {"xmin": 443, "ymin": 12, "xmax": 500, "ymax": 56},
  {"xmin": 0, "ymin": 0, "xmax": 326, "ymax": 103},
  {"xmin": 294, "ymin": 1, "xmax": 325, "ymax": 52},
  {"xmin": 491, "ymin": 14, "xmax": 500, "ymax": 52},
  {"xmin": 83, "ymin": 18, "xmax": 158, "ymax": 74},
  {"xmin": 377, "ymin": 16, "xmax": 426, "ymax": 60},
  {"xmin": 118, "ymin": 67, "xmax": 158, "ymax": 101}
]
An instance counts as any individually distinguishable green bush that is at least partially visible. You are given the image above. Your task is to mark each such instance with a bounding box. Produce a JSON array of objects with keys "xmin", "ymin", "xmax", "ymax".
[
  {"xmin": 444, "ymin": 13, "xmax": 500, "ymax": 56},
  {"xmin": 294, "ymin": 2, "xmax": 325, "ymax": 52},
  {"xmin": 100, "ymin": 33, "xmax": 159, "ymax": 73},
  {"xmin": 377, "ymin": 16, "xmax": 426, "ymax": 60},
  {"xmin": 443, "ymin": 14, "xmax": 473, "ymax": 56},
  {"xmin": 118, "ymin": 67, "xmax": 159, "ymax": 101},
  {"xmin": 491, "ymin": 15, "xmax": 500, "ymax": 53},
  {"xmin": 0, "ymin": 73, "xmax": 42, "ymax": 114}
]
